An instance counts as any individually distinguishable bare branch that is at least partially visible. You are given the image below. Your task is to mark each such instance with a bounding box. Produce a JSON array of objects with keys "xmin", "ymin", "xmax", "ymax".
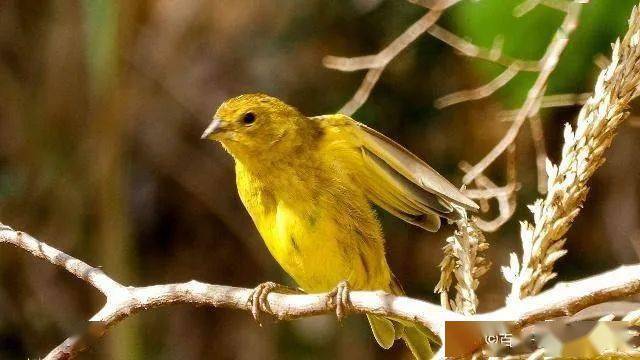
[
  {"xmin": 0, "ymin": 223, "xmax": 453, "ymax": 359},
  {"xmin": 497, "ymin": 92, "xmax": 591, "ymax": 122},
  {"xmin": 0, "ymin": 224, "xmax": 123, "ymax": 296},
  {"xmin": 463, "ymin": 3, "xmax": 582, "ymax": 185},
  {"xmin": 322, "ymin": 10, "xmax": 445, "ymax": 72},
  {"xmin": 427, "ymin": 25, "xmax": 540, "ymax": 71},
  {"xmin": 3, "ymin": 223, "xmax": 640, "ymax": 358},
  {"xmin": 463, "ymin": 184, "xmax": 517, "ymax": 199},
  {"xmin": 528, "ymin": 114, "xmax": 549, "ymax": 193},
  {"xmin": 324, "ymin": 9, "xmax": 445, "ymax": 115},
  {"xmin": 338, "ymin": 68, "xmax": 384, "ymax": 115},
  {"xmin": 326, "ymin": 0, "xmax": 547, "ymax": 115},
  {"xmin": 459, "ymin": 162, "xmax": 518, "ymax": 232},
  {"xmin": 435, "ymin": 63, "xmax": 522, "ymax": 109},
  {"xmin": 539, "ymin": 92, "xmax": 591, "ymax": 108},
  {"xmin": 407, "ymin": 0, "xmax": 462, "ymax": 11},
  {"xmin": 494, "ymin": 264, "xmax": 640, "ymax": 327},
  {"xmin": 594, "ymin": 52, "xmax": 611, "ymax": 69},
  {"xmin": 514, "ymin": 0, "xmax": 574, "ymax": 17},
  {"xmin": 514, "ymin": 0, "xmax": 547, "ymax": 17}
]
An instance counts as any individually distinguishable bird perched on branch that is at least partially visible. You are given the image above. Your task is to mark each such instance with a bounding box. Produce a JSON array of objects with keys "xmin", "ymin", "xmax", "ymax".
[{"xmin": 202, "ymin": 93, "xmax": 477, "ymax": 359}]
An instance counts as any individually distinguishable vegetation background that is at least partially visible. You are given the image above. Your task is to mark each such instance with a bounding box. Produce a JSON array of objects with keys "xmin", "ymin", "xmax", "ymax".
[{"xmin": 0, "ymin": 0, "xmax": 638, "ymax": 359}]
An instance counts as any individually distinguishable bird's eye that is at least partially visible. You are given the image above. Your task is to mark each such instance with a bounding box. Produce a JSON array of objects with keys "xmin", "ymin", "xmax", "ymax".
[{"xmin": 242, "ymin": 112, "xmax": 256, "ymax": 125}]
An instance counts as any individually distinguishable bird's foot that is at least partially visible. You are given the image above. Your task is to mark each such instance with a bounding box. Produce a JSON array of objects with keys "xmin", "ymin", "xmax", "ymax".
[
  {"xmin": 329, "ymin": 280, "xmax": 351, "ymax": 323},
  {"xmin": 0, "ymin": 223, "xmax": 13, "ymax": 232},
  {"xmin": 247, "ymin": 281, "xmax": 302, "ymax": 326}
]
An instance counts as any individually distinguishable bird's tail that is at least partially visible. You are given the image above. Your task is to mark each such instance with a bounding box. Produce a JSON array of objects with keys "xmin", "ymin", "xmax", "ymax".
[
  {"xmin": 400, "ymin": 322, "xmax": 437, "ymax": 360},
  {"xmin": 367, "ymin": 314, "xmax": 397, "ymax": 349},
  {"xmin": 366, "ymin": 275, "xmax": 437, "ymax": 359}
]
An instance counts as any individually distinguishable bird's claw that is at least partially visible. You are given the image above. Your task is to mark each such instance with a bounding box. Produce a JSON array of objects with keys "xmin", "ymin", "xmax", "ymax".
[
  {"xmin": 247, "ymin": 281, "xmax": 277, "ymax": 326},
  {"xmin": 329, "ymin": 280, "xmax": 351, "ymax": 323},
  {"xmin": 247, "ymin": 282, "xmax": 301, "ymax": 326}
]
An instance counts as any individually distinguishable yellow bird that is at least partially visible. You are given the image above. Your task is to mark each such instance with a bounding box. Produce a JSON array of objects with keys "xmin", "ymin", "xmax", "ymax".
[{"xmin": 202, "ymin": 94, "xmax": 477, "ymax": 359}]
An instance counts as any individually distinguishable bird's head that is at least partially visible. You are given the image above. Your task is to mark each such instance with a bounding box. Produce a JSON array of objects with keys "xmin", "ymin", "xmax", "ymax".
[
  {"xmin": 202, "ymin": 93, "xmax": 304, "ymax": 142},
  {"xmin": 202, "ymin": 93, "xmax": 306, "ymax": 159}
]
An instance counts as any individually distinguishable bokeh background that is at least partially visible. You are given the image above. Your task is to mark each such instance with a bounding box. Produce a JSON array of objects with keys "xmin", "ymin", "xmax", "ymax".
[{"xmin": 1, "ymin": 0, "xmax": 639, "ymax": 359}]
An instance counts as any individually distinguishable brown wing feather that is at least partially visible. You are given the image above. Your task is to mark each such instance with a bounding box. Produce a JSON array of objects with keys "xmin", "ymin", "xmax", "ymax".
[
  {"xmin": 312, "ymin": 114, "xmax": 477, "ymax": 232},
  {"xmin": 355, "ymin": 122, "xmax": 479, "ymax": 212}
]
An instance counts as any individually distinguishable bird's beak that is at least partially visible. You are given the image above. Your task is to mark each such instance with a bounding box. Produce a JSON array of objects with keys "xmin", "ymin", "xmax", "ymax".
[{"xmin": 201, "ymin": 118, "xmax": 225, "ymax": 140}]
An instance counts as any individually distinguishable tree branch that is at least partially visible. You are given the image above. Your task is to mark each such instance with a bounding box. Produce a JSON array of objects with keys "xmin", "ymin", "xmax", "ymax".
[
  {"xmin": 3, "ymin": 223, "xmax": 640, "ymax": 359},
  {"xmin": 434, "ymin": 63, "xmax": 522, "ymax": 109},
  {"xmin": 323, "ymin": 9, "xmax": 446, "ymax": 115},
  {"xmin": 459, "ymin": 162, "xmax": 517, "ymax": 232},
  {"xmin": 462, "ymin": 2, "xmax": 583, "ymax": 185},
  {"xmin": 0, "ymin": 224, "xmax": 123, "ymax": 296},
  {"xmin": 427, "ymin": 25, "xmax": 539, "ymax": 72}
]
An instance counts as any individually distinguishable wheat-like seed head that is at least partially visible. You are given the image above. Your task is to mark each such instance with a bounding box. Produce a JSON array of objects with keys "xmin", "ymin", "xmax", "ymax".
[
  {"xmin": 436, "ymin": 215, "xmax": 491, "ymax": 315},
  {"xmin": 503, "ymin": 5, "xmax": 640, "ymax": 304}
]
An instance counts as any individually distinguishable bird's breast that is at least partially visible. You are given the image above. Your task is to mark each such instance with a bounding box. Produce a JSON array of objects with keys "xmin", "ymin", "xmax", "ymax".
[{"xmin": 234, "ymin": 156, "xmax": 391, "ymax": 292}]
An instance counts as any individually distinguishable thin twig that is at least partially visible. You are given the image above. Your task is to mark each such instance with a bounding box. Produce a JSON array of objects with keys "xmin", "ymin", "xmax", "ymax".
[
  {"xmin": 338, "ymin": 68, "xmax": 384, "ymax": 115},
  {"xmin": 0, "ymin": 226, "xmax": 123, "ymax": 296},
  {"xmin": 435, "ymin": 63, "xmax": 522, "ymax": 109},
  {"xmin": 539, "ymin": 92, "xmax": 591, "ymax": 108},
  {"xmin": 323, "ymin": 9, "xmax": 446, "ymax": 115},
  {"xmin": 407, "ymin": 0, "xmax": 462, "ymax": 11},
  {"xmin": 322, "ymin": 8, "xmax": 446, "ymax": 71},
  {"xmin": 462, "ymin": 3, "xmax": 582, "ymax": 185},
  {"xmin": 427, "ymin": 25, "xmax": 540, "ymax": 71},
  {"xmin": 463, "ymin": 184, "xmax": 517, "ymax": 199},
  {"xmin": 514, "ymin": 0, "xmax": 573, "ymax": 17},
  {"xmin": 594, "ymin": 53, "xmax": 611, "ymax": 69},
  {"xmin": 529, "ymin": 114, "xmax": 549, "ymax": 193},
  {"xmin": 498, "ymin": 92, "xmax": 592, "ymax": 122},
  {"xmin": 460, "ymin": 162, "xmax": 517, "ymax": 232}
]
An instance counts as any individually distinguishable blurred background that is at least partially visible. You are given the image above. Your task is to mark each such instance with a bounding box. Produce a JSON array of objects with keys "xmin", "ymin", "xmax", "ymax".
[{"xmin": 0, "ymin": 0, "xmax": 639, "ymax": 359}]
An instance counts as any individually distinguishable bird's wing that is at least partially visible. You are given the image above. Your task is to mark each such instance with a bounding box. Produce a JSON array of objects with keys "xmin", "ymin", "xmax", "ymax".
[{"xmin": 312, "ymin": 114, "xmax": 478, "ymax": 232}]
